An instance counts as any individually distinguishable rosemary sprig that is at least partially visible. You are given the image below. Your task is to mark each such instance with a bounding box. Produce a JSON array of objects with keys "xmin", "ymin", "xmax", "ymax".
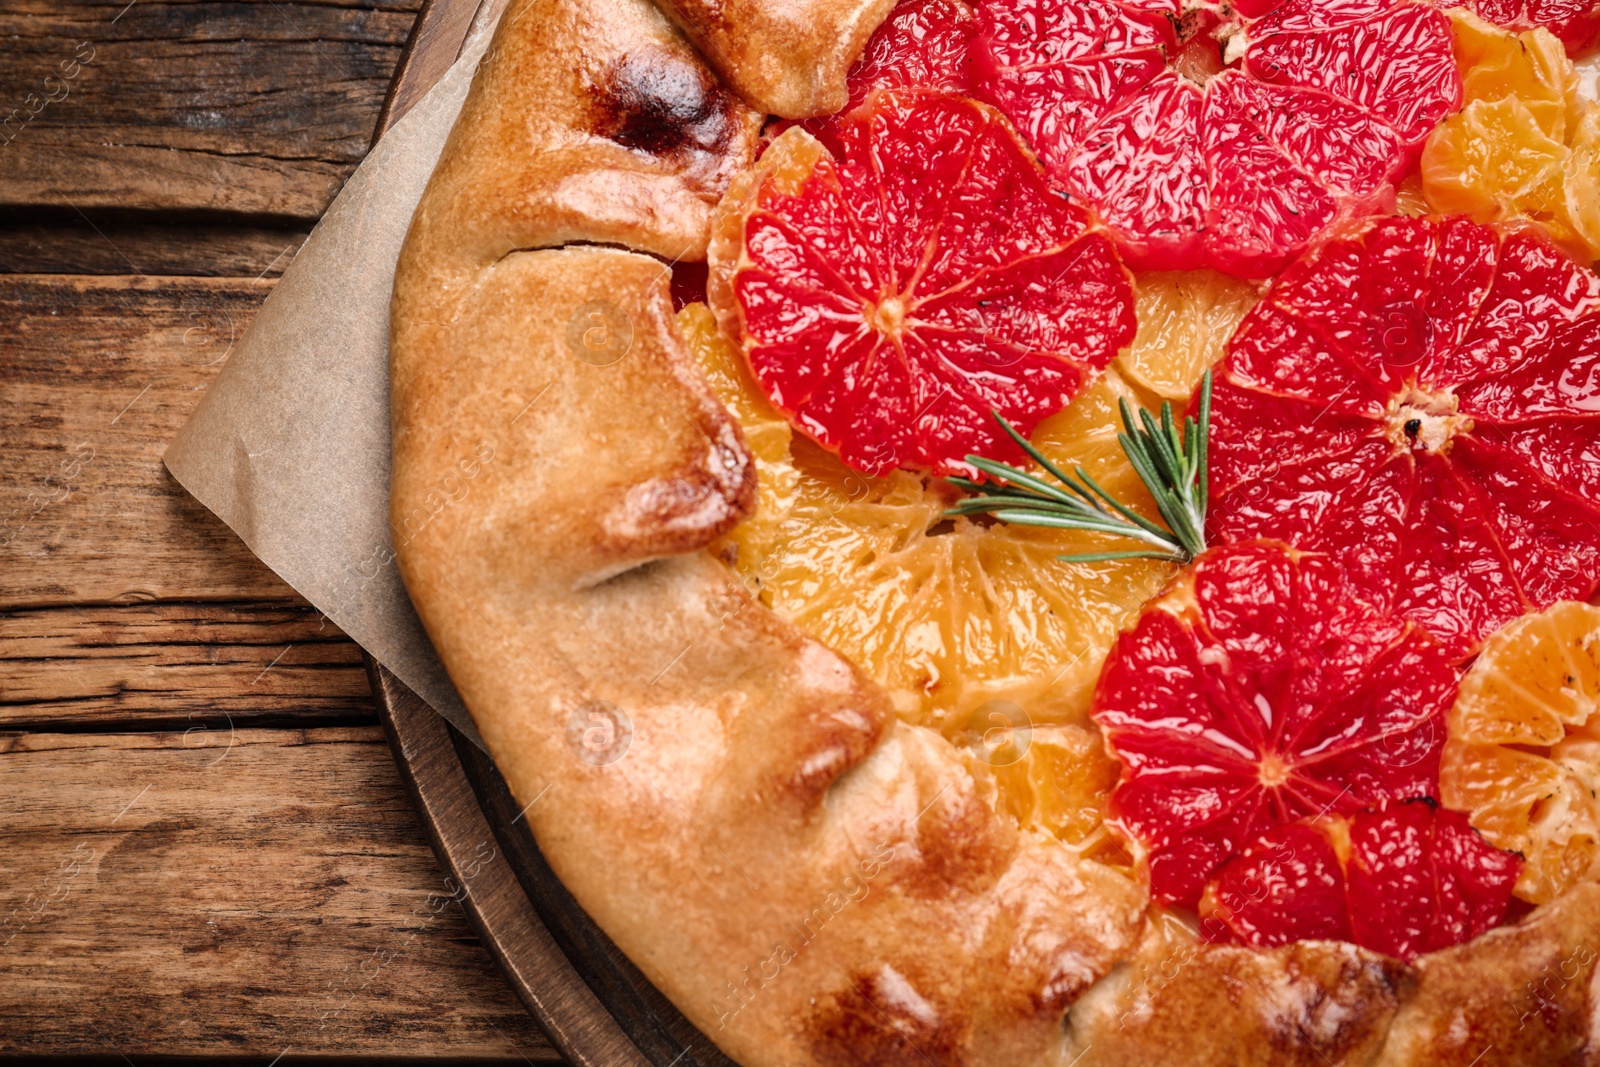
[{"xmin": 945, "ymin": 371, "xmax": 1212, "ymax": 564}]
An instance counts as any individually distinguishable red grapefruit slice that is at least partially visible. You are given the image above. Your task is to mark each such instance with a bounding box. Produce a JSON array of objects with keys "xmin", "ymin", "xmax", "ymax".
[
  {"xmin": 1205, "ymin": 215, "xmax": 1600, "ymax": 663},
  {"xmin": 1202, "ymin": 801, "xmax": 1523, "ymax": 960},
  {"xmin": 838, "ymin": 0, "xmax": 1461, "ymax": 277},
  {"xmin": 708, "ymin": 89, "xmax": 1137, "ymax": 476},
  {"xmin": 1091, "ymin": 540, "xmax": 1456, "ymax": 908},
  {"xmin": 837, "ymin": 0, "xmax": 978, "ymax": 113},
  {"xmin": 1467, "ymin": 0, "xmax": 1600, "ymax": 56}
]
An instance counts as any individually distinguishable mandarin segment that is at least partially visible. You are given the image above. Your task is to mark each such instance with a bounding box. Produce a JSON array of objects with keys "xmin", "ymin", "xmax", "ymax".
[
  {"xmin": 1441, "ymin": 601, "xmax": 1600, "ymax": 903},
  {"xmin": 1422, "ymin": 11, "xmax": 1600, "ymax": 262},
  {"xmin": 988, "ymin": 724, "xmax": 1126, "ymax": 852},
  {"xmin": 1117, "ymin": 271, "xmax": 1262, "ymax": 401}
]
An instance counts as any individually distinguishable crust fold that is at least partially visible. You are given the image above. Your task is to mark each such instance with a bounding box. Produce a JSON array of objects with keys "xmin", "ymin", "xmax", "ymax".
[{"xmin": 650, "ymin": 0, "xmax": 896, "ymax": 117}]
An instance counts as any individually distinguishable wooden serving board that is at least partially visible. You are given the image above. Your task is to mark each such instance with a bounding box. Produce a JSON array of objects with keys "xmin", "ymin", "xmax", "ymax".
[{"xmin": 368, "ymin": 5, "xmax": 733, "ymax": 1065}]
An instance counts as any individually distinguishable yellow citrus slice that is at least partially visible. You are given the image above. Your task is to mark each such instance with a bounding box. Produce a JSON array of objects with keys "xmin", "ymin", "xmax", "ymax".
[
  {"xmin": 1441, "ymin": 601, "xmax": 1600, "ymax": 904},
  {"xmin": 1422, "ymin": 10, "xmax": 1600, "ymax": 262},
  {"xmin": 985, "ymin": 723, "xmax": 1128, "ymax": 862}
]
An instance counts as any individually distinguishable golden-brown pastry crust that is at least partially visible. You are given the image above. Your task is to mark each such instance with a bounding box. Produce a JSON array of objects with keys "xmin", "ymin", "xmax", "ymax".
[
  {"xmin": 394, "ymin": 5, "xmax": 1147, "ymax": 1066},
  {"xmin": 391, "ymin": 1, "xmax": 1600, "ymax": 1064},
  {"xmin": 652, "ymin": 0, "xmax": 897, "ymax": 116},
  {"xmin": 1064, "ymin": 919, "xmax": 1411, "ymax": 1067},
  {"xmin": 1378, "ymin": 883, "xmax": 1600, "ymax": 1066}
]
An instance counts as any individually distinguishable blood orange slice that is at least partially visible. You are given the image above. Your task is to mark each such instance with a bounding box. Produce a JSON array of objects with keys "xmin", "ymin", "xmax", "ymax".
[
  {"xmin": 839, "ymin": 0, "xmax": 1461, "ymax": 276},
  {"xmin": 1201, "ymin": 802, "xmax": 1523, "ymax": 960},
  {"xmin": 1205, "ymin": 215, "xmax": 1600, "ymax": 662},
  {"xmin": 709, "ymin": 89, "xmax": 1137, "ymax": 477},
  {"xmin": 1467, "ymin": 0, "xmax": 1600, "ymax": 56},
  {"xmin": 1091, "ymin": 540, "xmax": 1456, "ymax": 908}
]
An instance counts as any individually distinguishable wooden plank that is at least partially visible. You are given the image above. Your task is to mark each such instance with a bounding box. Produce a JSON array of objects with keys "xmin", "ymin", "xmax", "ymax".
[
  {"xmin": 0, "ymin": 0, "xmax": 421, "ymax": 219},
  {"xmin": 376, "ymin": 0, "xmax": 479, "ymax": 136},
  {"xmin": 378, "ymin": 666, "xmax": 656, "ymax": 1067},
  {"xmin": 0, "ymin": 601, "xmax": 371, "ymax": 729},
  {"xmin": 0, "ymin": 726, "xmax": 558, "ymax": 1059},
  {"xmin": 1, "ymin": 274, "xmax": 297, "ymax": 606},
  {"xmin": 0, "ymin": 209, "xmax": 309, "ymax": 277}
]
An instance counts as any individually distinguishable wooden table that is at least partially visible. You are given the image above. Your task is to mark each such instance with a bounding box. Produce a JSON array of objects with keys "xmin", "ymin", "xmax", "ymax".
[{"xmin": 0, "ymin": 0, "xmax": 559, "ymax": 1059}]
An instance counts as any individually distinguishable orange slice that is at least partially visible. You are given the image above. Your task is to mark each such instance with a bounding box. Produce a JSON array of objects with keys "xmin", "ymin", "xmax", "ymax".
[
  {"xmin": 677, "ymin": 302, "xmax": 1185, "ymax": 730},
  {"xmin": 1441, "ymin": 601, "xmax": 1600, "ymax": 904},
  {"xmin": 1119, "ymin": 270, "xmax": 1261, "ymax": 402},
  {"xmin": 1422, "ymin": 10, "xmax": 1600, "ymax": 262}
]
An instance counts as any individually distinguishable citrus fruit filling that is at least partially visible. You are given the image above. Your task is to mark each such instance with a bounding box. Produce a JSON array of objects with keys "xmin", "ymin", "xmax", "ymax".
[
  {"xmin": 1422, "ymin": 11, "xmax": 1600, "ymax": 264},
  {"xmin": 708, "ymin": 89, "xmax": 1136, "ymax": 477},
  {"xmin": 1091, "ymin": 540, "xmax": 1457, "ymax": 908},
  {"xmin": 836, "ymin": 0, "xmax": 1462, "ymax": 277},
  {"xmin": 1200, "ymin": 801, "xmax": 1523, "ymax": 960},
  {"xmin": 1442, "ymin": 600, "xmax": 1600, "ymax": 904},
  {"xmin": 678, "ymin": 302, "xmax": 1176, "ymax": 749},
  {"xmin": 1205, "ymin": 215, "xmax": 1600, "ymax": 662}
]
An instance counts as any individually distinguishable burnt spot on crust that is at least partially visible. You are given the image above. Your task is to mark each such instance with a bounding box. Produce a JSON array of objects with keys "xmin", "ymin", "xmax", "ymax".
[
  {"xmin": 589, "ymin": 51, "xmax": 743, "ymax": 190},
  {"xmin": 810, "ymin": 964, "xmax": 971, "ymax": 1067}
]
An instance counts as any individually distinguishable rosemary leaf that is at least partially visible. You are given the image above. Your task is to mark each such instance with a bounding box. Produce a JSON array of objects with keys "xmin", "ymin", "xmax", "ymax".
[{"xmin": 945, "ymin": 370, "xmax": 1214, "ymax": 565}]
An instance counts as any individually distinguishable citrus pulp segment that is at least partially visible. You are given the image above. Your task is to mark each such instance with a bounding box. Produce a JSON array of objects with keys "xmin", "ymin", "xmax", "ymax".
[
  {"xmin": 837, "ymin": 0, "xmax": 1460, "ymax": 275},
  {"xmin": 708, "ymin": 89, "xmax": 1137, "ymax": 477},
  {"xmin": 987, "ymin": 723, "xmax": 1131, "ymax": 864},
  {"xmin": 1422, "ymin": 11, "xmax": 1600, "ymax": 263},
  {"xmin": 1200, "ymin": 802, "xmax": 1523, "ymax": 960},
  {"xmin": 833, "ymin": 0, "xmax": 977, "ymax": 114},
  {"xmin": 1091, "ymin": 540, "xmax": 1457, "ymax": 908},
  {"xmin": 1119, "ymin": 270, "xmax": 1262, "ymax": 401},
  {"xmin": 1467, "ymin": 0, "xmax": 1600, "ymax": 57},
  {"xmin": 1205, "ymin": 215, "xmax": 1600, "ymax": 663},
  {"xmin": 1441, "ymin": 601, "xmax": 1600, "ymax": 904}
]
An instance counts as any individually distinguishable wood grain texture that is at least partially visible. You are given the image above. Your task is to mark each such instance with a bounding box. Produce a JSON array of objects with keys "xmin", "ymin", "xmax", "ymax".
[
  {"xmin": 0, "ymin": 209, "xmax": 309, "ymax": 277},
  {"xmin": 1, "ymin": 273, "xmax": 297, "ymax": 607},
  {"xmin": 0, "ymin": 726, "xmax": 557, "ymax": 1058},
  {"xmin": 376, "ymin": 666, "xmax": 651, "ymax": 1067},
  {"xmin": 0, "ymin": 601, "xmax": 371, "ymax": 730},
  {"xmin": 0, "ymin": 0, "xmax": 580, "ymax": 1056},
  {"xmin": 0, "ymin": 0, "xmax": 423, "ymax": 219}
]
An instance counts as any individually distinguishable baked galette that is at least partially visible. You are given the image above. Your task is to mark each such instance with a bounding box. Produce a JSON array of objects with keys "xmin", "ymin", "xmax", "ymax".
[{"xmin": 389, "ymin": 0, "xmax": 1600, "ymax": 1062}]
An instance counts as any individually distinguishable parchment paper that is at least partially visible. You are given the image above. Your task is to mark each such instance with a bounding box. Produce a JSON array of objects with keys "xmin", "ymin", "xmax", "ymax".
[{"xmin": 164, "ymin": 6, "xmax": 507, "ymax": 747}]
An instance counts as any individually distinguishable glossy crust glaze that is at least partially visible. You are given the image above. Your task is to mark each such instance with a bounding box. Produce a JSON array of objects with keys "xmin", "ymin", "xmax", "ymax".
[
  {"xmin": 390, "ymin": 1, "xmax": 1600, "ymax": 1064},
  {"xmin": 653, "ymin": 0, "xmax": 897, "ymax": 116}
]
